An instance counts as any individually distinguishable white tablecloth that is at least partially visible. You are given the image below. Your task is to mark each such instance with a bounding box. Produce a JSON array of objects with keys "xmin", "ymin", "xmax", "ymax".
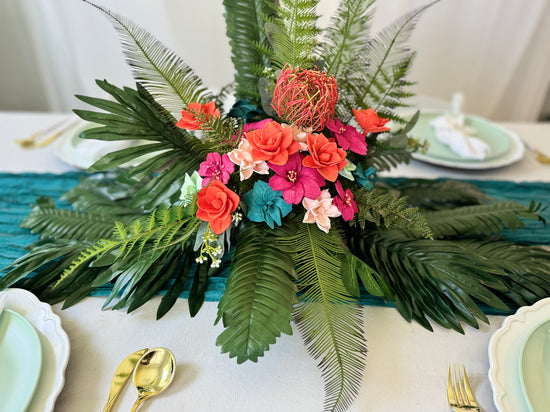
[{"xmin": 1, "ymin": 111, "xmax": 550, "ymax": 412}]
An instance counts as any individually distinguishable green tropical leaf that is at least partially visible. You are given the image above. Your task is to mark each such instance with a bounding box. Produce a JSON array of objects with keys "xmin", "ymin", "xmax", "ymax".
[
  {"xmin": 350, "ymin": 229, "xmax": 550, "ymax": 333},
  {"xmin": 424, "ymin": 202, "xmax": 543, "ymax": 238},
  {"xmin": 384, "ymin": 178, "xmax": 492, "ymax": 210},
  {"xmin": 75, "ymin": 80, "xmax": 210, "ymax": 208},
  {"xmin": 20, "ymin": 203, "xmax": 123, "ymax": 242},
  {"xmin": 223, "ymin": 0, "xmax": 276, "ymax": 102},
  {"xmin": 216, "ymin": 222, "xmax": 297, "ymax": 363},
  {"xmin": 83, "ymin": 0, "xmax": 213, "ymax": 114},
  {"xmin": 337, "ymin": 1, "xmax": 438, "ymax": 123},
  {"xmin": 267, "ymin": 0, "xmax": 321, "ymax": 68},
  {"xmin": 0, "ymin": 239, "xmax": 92, "ymax": 292},
  {"xmin": 354, "ymin": 187, "xmax": 433, "ymax": 238},
  {"xmin": 319, "ymin": 0, "xmax": 375, "ymax": 78},
  {"xmin": 282, "ymin": 221, "xmax": 366, "ymax": 412}
]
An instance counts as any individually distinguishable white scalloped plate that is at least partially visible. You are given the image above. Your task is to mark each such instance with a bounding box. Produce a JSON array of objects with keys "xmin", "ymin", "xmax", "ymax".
[
  {"xmin": 0, "ymin": 289, "xmax": 70, "ymax": 412},
  {"xmin": 488, "ymin": 297, "xmax": 550, "ymax": 411}
]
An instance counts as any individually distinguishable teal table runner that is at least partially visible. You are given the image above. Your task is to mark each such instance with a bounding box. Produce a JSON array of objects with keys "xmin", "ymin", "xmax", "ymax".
[{"xmin": 1, "ymin": 172, "xmax": 549, "ymax": 311}]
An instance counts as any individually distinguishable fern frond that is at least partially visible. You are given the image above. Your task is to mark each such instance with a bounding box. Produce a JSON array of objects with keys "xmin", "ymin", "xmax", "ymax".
[
  {"xmin": 354, "ymin": 188, "xmax": 432, "ymax": 238},
  {"xmin": 337, "ymin": 1, "xmax": 438, "ymax": 123},
  {"xmin": 424, "ymin": 202, "xmax": 542, "ymax": 238},
  {"xmin": 318, "ymin": 0, "xmax": 375, "ymax": 78},
  {"xmin": 56, "ymin": 205, "xmax": 200, "ymax": 287},
  {"xmin": 267, "ymin": 0, "xmax": 321, "ymax": 68},
  {"xmin": 216, "ymin": 222, "xmax": 297, "ymax": 363},
  {"xmin": 282, "ymin": 221, "xmax": 366, "ymax": 412},
  {"xmin": 223, "ymin": 0, "xmax": 276, "ymax": 102},
  {"xmin": 83, "ymin": 0, "xmax": 213, "ymax": 114}
]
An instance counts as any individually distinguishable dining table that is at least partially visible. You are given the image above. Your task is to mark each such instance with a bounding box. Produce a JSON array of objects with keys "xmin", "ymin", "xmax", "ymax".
[{"xmin": 1, "ymin": 110, "xmax": 549, "ymax": 412}]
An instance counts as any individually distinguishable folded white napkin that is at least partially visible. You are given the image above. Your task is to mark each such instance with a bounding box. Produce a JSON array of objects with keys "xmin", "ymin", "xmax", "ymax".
[{"xmin": 430, "ymin": 115, "xmax": 489, "ymax": 160}]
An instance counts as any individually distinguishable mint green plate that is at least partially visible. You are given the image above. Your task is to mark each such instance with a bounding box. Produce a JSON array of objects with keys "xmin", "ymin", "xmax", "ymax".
[
  {"xmin": 0, "ymin": 309, "xmax": 42, "ymax": 412},
  {"xmin": 411, "ymin": 112, "xmax": 511, "ymax": 162},
  {"xmin": 520, "ymin": 319, "xmax": 550, "ymax": 412}
]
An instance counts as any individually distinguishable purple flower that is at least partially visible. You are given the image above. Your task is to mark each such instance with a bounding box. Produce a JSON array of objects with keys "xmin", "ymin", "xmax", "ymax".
[
  {"xmin": 333, "ymin": 180, "xmax": 358, "ymax": 221},
  {"xmin": 268, "ymin": 153, "xmax": 325, "ymax": 204},
  {"xmin": 198, "ymin": 152, "xmax": 235, "ymax": 187},
  {"xmin": 327, "ymin": 117, "xmax": 367, "ymax": 155}
]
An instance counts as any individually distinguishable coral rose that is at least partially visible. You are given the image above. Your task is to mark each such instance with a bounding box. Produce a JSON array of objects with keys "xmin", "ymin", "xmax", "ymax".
[
  {"xmin": 177, "ymin": 101, "xmax": 220, "ymax": 130},
  {"xmin": 353, "ymin": 108, "xmax": 390, "ymax": 135},
  {"xmin": 196, "ymin": 180, "xmax": 240, "ymax": 234},
  {"xmin": 246, "ymin": 120, "xmax": 301, "ymax": 165},
  {"xmin": 302, "ymin": 133, "xmax": 347, "ymax": 182}
]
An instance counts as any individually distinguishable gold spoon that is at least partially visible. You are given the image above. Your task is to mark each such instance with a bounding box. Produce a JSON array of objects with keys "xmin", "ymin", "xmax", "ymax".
[{"xmin": 129, "ymin": 347, "xmax": 176, "ymax": 412}]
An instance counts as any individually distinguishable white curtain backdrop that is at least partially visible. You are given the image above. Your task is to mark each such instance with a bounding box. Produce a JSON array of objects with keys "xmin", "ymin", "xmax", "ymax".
[{"xmin": 8, "ymin": 0, "xmax": 550, "ymax": 121}]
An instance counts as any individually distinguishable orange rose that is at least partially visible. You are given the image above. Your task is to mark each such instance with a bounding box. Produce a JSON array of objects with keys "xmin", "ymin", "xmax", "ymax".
[
  {"xmin": 353, "ymin": 108, "xmax": 390, "ymax": 135},
  {"xmin": 196, "ymin": 180, "xmax": 240, "ymax": 234},
  {"xmin": 176, "ymin": 101, "xmax": 220, "ymax": 130},
  {"xmin": 246, "ymin": 120, "xmax": 301, "ymax": 165},
  {"xmin": 302, "ymin": 133, "xmax": 347, "ymax": 182}
]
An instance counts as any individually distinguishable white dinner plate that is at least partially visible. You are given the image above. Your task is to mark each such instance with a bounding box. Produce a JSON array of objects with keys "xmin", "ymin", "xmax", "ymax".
[
  {"xmin": 407, "ymin": 110, "xmax": 525, "ymax": 169},
  {"xmin": 488, "ymin": 297, "xmax": 550, "ymax": 412},
  {"xmin": 0, "ymin": 289, "xmax": 70, "ymax": 412}
]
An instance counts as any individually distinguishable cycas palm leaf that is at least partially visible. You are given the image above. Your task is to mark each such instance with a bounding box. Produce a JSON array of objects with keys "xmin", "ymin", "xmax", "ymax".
[
  {"xmin": 337, "ymin": 1, "xmax": 438, "ymax": 123},
  {"xmin": 216, "ymin": 222, "xmax": 297, "ymax": 363},
  {"xmin": 21, "ymin": 202, "xmax": 124, "ymax": 242},
  {"xmin": 319, "ymin": 0, "xmax": 375, "ymax": 78},
  {"xmin": 424, "ymin": 201, "xmax": 544, "ymax": 238},
  {"xmin": 383, "ymin": 178, "xmax": 492, "ymax": 210},
  {"xmin": 0, "ymin": 239, "xmax": 93, "ymax": 294},
  {"xmin": 83, "ymin": 0, "xmax": 213, "ymax": 114},
  {"xmin": 351, "ymin": 229, "xmax": 550, "ymax": 333},
  {"xmin": 223, "ymin": 0, "xmax": 276, "ymax": 102},
  {"xmin": 283, "ymin": 221, "xmax": 366, "ymax": 412},
  {"xmin": 267, "ymin": 0, "xmax": 321, "ymax": 68},
  {"xmin": 61, "ymin": 171, "xmax": 148, "ymax": 217}
]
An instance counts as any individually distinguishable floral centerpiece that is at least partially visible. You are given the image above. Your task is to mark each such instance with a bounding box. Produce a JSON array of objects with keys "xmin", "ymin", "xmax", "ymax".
[{"xmin": 2, "ymin": 0, "xmax": 550, "ymax": 411}]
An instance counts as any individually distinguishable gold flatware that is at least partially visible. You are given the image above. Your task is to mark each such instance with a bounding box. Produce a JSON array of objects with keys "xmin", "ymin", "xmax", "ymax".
[
  {"xmin": 15, "ymin": 118, "xmax": 79, "ymax": 149},
  {"xmin": 102, "ymin": 348, "xmax": 149, "ymax": 412},
  {"xmin": 523, "ymin": 141, "xmax": 550, "ymax": 165},
  {"xmin": 447, "ymin": 364, "xmax": 480, "ymax": 411},
  {"xmin": 130, "ymin": 347, "xmax": 176, "ymax": 412}
]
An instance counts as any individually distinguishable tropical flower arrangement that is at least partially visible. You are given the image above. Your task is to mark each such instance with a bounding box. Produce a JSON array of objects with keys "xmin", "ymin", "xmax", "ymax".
[{"xmin": 2, "ymin": 1, "xmax": 550, "ymax": 411}]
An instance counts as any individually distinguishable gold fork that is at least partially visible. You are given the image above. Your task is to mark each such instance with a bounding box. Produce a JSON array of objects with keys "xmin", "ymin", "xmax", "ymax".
[
  {"xmin": 447, "ymin": 364, "xmax": 480, "ymax": 411},
  {"xmin": 14, "ymin": 118, "xmax": 79, "ymax": 149}
]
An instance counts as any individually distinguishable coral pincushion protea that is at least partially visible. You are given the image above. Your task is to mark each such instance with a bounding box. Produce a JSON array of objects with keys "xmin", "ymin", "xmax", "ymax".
[{"xmin": 271, "ymin": 64, "xmax": 338, "ymax": 131}]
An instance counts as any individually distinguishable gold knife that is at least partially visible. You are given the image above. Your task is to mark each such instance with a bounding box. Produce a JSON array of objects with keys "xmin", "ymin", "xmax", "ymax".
[{"xmin": 102, "ymin": 348, "xmax": 148, "ymax": 412}]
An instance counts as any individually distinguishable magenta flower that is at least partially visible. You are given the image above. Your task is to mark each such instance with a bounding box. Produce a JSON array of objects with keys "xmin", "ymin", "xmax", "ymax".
[
  {"xmin": 327, "ymin": 117, "xmax": 367, "ymax": 155},
  {"xmin": 268, "ymin": 153, "xmax": 325, "ymax": 204},
  {"xmin": 242, "ymin": 118, "xmax": 273, "ymax": 133},
  {"xmin": 198, "ymin": 152, "xmax": 235, "ymax": 187},
  {"xmin": 333, "ymin": 180, "xmax": 359, "ymax": 221}
]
